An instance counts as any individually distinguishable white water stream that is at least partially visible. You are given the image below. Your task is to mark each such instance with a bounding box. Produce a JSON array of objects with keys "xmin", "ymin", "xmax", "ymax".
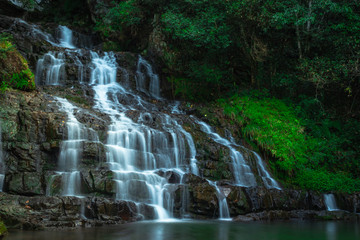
[
  {"xmin": 324, "ymin": 194, "xmax": 340, "ymax": 211},
  {"xmin": 55, "ymin": 97, "xmax": 85, "ymax": 196},
  {"xmin": 196, "ymin": 120, "xmax": 280, "ymax": 189},
  {"xmin": 207, "ymin": 180, "xmax": 231, "ymax": 220},
  {"xmin": 89, "ymin": 51, "xmax": 200, "ymax": 219},
  {"xmin": 58, "ymin": 26, "xmax": 76, "ymax": 49},
  {"xmin": 36, "ymin": 51, "xmax": 65, "ymax": 85}
]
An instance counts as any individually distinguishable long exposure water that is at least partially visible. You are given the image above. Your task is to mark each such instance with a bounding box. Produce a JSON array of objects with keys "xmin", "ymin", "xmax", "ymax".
[{"xmin": 6, "ymin": 221, "xmax": 360, "ymax": 240}]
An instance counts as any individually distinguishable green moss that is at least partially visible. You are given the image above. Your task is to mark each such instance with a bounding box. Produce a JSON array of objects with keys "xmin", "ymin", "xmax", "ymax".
[
  {"xmin": 64, "ymin": 95, "xmax": 89, "ymax": 106},
  {"xmin": 103, "ymin": 41, "xmax": 123, "ymax": 52},
  {"xmin": 218, "ymin": 92, "xmax": 360, "ymax": 193},
  {"xmin": 0, "ymin": 221, "xmax": 7, "ymax": 237}
]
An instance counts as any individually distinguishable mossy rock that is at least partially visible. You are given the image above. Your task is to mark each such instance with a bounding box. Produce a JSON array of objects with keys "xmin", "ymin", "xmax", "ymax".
[
  {"xmin": 0, "ymin": 37, "xmax": 35, "ymax": 92},
  {"xmin": 0, "ymin": 221, "xmax": 7, "ymax": 238}
]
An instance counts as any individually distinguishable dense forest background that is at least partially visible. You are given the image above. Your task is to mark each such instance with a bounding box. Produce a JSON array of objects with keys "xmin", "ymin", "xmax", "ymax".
[{"xmin": 3, "ymin": 0, "xmax": 360, "ymax": 192}]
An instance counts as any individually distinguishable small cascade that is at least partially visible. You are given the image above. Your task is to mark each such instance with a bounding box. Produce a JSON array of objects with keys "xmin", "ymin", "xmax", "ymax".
[
  {"xmin": 196, "ymin": 120, "xmax": 256, "ymax": 187},
  {"xmin": 136, "ymin": 56, "xmax": 161, "ymax": 99},
  {"xmin": 196, "ymin": 120, "xmax": 280, "ymax": 189},
  {"xmin": 74, "ymin": 56, "xmax": 84, "ymax": 83},
  {"xmin": 171, "ymin": 101, "xmax": 182, "ymax": 114},
  {"xmin": 55, "ymin": 97, "xmax": 86, "ymax": 196},
  {"xmin": 179, "ymin": 180, "xmax": 190, "ymax": 218},
  {"xmin": 11, "ymin": 18, "xmax": 58, "ymax": 46},
  {"xmin": 0, "ymin": 124, "xmax": 4, "ymax": 192},
  {"xmin": 177, "ymin": 122, "xmax": 199, "ymax": 176},
  {"xmin": 207, "ymin": 180, "xmax": 231, "ymax": 220},
  {"xmin": 58, "ymin": 26, "xmax": 76, "ymax": 49},
  {"xmin": 324, "ymin": 194, "xmax": 340, "ymax": 211},
  {"xmin": 36, "ymin": 52, "xmax": 65, "ymax": 85},
  {"xmin": 253, "ymin": 152, "xmax": 281, "ymax": 190}
]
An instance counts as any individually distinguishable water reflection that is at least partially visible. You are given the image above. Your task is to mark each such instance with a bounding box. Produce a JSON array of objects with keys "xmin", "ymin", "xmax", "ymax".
[
  {"xmin": 6, "ymin": 220, "xmax": 360, "ymax": 240},
  {"xmin": 217, "ymin": 222, "xmax": 230, "ymax": 240},
  {"xmin": 326, "ymin": 222, "xmax": 337, "ymax": 240}
]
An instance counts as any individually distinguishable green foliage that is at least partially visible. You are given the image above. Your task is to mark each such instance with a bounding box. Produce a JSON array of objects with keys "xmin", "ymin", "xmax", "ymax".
[
  {"xmin": 107, "ymin": 0, "xmax": 142, "ymax": 28},
  {"xmin": 161, "ymin": 7, "xmax": 231, "ymax": 49},
  {"xmin": 0, "ymin": 81, "xmax": 9, "ymax": 94},
  {"xmin": 219, "ymin": 92, "xmax": 309, "ymax": 173},
  {"xmin": 98, "ymin": 0, "xmax": 360, "ymax": 107},
  {"xmin": 0, "ymin": 36, "xmax": 35, "ymax": 93},
  {"xmin": 10, "ymin": 69, "xmax": 35, "ymax": 91},
  {"xmin": 0, "ymin": 221, "xmax": 7, "ymax": 238},
  {"xmin": 219, "ymin": 91, "xmax": 360, "ymax": 192},
  {"xmin": 296, "ymin": 168, "xmax": 360, "ymax": 192},
  {"xmin": 0, "ymin": 33, "xmax": 15, "ymax": 57}
]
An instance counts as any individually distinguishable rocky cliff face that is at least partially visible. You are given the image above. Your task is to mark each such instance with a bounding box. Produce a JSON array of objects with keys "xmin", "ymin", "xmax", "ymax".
[{"xmin": 0, "ymin": 14, "xmax": 359, "ymax": 230}]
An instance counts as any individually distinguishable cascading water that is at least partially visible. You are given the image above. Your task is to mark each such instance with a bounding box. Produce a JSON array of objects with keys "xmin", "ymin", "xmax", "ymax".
[
  {"xmin": 196, "ymin": 120, "xmax": 280, "ymax": 189},
  {"xmin": 35, "ymin": 25, "xmax": 90, "ymax": 85},
  {"xmin": 36, "ymin": 52, "xmax": 65, "ymax": 85},
  {"xmin": 89, "ymin": 51, "xmax": 199, "ymax": 219},
  {"xmin": 207, "ymin": 180, "xmax": 231, "ymax": 220},
  {"xmin": 0, "ymin": 124, "xmax": 4, "ymax": 192},
  {"xmin": 55, "ymin": 97, "xmax": 86, "ymax": 196},
  {"xmin": 253, "ymin": 152, "xmax": 281, "ymax": 190},
  {"xmin": 195, "ymin": 120, "xmax": 281, "ymax": 219},
  {"xmin": 136, "ymin": 56, "xmax": 161, "ymax": 99},
  {"xmin": 10, "ymin": 18, "xmax": 58, "ymax": 46},
  {"xmin": 324, "ymin": 194, "xmax": 340, "ymax": 211},
  {"xmin": 58, "ymin": 26, "xmax": 76, "ymax": 49},
  {"xmin": 196, "ymin": 120, "xmax": 257, "ymax": 187}
]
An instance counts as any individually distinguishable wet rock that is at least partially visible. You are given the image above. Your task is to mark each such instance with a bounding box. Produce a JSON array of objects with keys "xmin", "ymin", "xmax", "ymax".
[
  {"xmin": 96, "ymin": 198, "xmax": 140, "ymax": 221},
  {"xmin": 306, "ymin": 191, "xmax": 325, "ymax": 210},
  {"xmin": 244, "ymin": 187, "xmax": 274, "ymax": 211},
  {"xmin": 233, "ymin": 215, "xmax": 254, "ymax": 222},
  {"xmin": 227, "ymin": 186, "xmax": 251, "ymax": 215},
  {"xmin": 156, "ymin": 170, "xmax": 182, "ymax": 184},
  {"xmin": 185, "ymin": 174, "xmax": 219, "ymax": 218},
  {"xmin": 6, "ymin": 172, "xmax": 44, "ymax": 195},
  {"xmin": 86, "ymin": 170, "xmax": 116, "ymax": 196},
  {"xmin": 82, "ymin": 141, "xmax": 106, "ymax": 166}
]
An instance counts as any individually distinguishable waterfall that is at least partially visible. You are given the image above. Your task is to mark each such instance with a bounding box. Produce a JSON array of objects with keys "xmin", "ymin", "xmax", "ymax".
[
  {"xmin": 36, "ymin": 52, "xmax": 65, "ymax": 85},
  {"xmin": 74, "ymin": 55, "xmax": 84, "ymax": 83},
  {"xmin": 55, "ymin": 97, "xmax": 86, "ymax": 196},
  {"xmin": 207, "ymin": 180, "xmax": 231, "ymax": 220},
  {"xmin": 196, "ymin": 120, "xmax": 280, "ymax": 189},
  {"xmin": 253, "ymin": 152, "xmax": 281, "ymax": 190},
  {"xmin": 196, "ymin": 120, "xmax": 257, "ymax": 187},
  {"xmin": 136, "ymin": 56, "xmax": 161, "ymax": 99},
  {"xmin": 58, "ymin": 26, "xmax": 76, "ymax": 49},
  {"xmin": 0, "ymin": 124, "xmax": 4, "ymax": 192},
  {"xmin": 34, "ymin": 24, "xmax": 198, "ymax": 217},
  {"xmin": 31, "ymin": 20, "xmax": 283, "ymax": 221},
  {"xmin": 324, "ymin": 194, "xmax": 340, "ymax": 211}
]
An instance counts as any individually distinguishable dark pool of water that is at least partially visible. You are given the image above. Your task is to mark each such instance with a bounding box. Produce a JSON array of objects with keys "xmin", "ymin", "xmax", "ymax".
[{"xmin": 5, "ymin": 220, "xmax": 360, "ymax": 240}]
